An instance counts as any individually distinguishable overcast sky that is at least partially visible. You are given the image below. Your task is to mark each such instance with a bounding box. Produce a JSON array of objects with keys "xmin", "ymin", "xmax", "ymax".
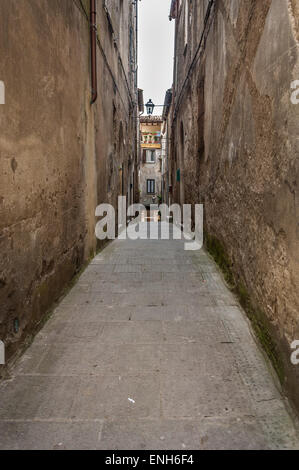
[{"xmin": 138, "ymin": 0, "xmax": 175, "ymax": 115}]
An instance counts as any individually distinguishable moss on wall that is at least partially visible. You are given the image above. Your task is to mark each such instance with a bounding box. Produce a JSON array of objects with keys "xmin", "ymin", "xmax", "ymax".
[{"xmin": 205, "ymin": 232, "xmax": 285, "ymax": 385}]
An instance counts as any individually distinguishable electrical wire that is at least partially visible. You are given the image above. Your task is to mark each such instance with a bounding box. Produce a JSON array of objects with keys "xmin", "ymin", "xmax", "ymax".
[{"xmin": 173, "ymin": 0, "xmax": 216, "ymax": 119}]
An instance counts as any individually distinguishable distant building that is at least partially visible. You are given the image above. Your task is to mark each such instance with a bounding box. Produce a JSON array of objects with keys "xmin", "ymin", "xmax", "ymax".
[{"xmin": 139, "ymin": 116, "xmax": 163, "ymax": 207}]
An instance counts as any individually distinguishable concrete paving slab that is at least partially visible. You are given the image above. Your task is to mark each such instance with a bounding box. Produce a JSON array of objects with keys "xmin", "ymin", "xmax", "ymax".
[
  {"xmin": 162, "ymin": 320, "xmax": 228, "ymax": 344},
  {"xmin": 0, "ymin": 421, "xmax": 104, "ymax": 450},
  {"xmin": 0, "ymin": 229, "xmax": 298, "ymax": 449},
  {"xmin": 100, "ymin": 321, "xmax": 163, "ymax": 345},
  {"xmin": 97, "ymin": 418, "xmax": 268, "ymax": 450},
  {"xmin": 70, "ymin": 373, "xmax": 160, "ymax": 420}
]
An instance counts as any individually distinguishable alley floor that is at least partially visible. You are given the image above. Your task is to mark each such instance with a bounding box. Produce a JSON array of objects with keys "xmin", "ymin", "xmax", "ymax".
[{"xmin": 0, "ymin": 224, "xmax": 298, "ymax": 450}]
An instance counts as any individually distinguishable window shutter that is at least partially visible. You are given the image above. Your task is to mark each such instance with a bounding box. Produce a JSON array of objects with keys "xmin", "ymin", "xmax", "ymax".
[{"xmin": 142, "ymin": 149, "xmax": 146, "ymax": 163}]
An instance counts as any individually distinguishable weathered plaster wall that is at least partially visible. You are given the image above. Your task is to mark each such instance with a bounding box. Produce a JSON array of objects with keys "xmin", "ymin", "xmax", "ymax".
[
  {"xmin": 0, "ymin": 0, "xmax": 137, "ymax": 369},
  {"xmin": 171, "ymin": 0, "xmax": 299, "ymax": 409}
]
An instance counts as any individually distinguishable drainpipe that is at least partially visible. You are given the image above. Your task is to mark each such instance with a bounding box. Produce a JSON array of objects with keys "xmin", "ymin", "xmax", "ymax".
[{"xmin": 90, "ymin": 0, "xmax": 98, "ymax": 104}]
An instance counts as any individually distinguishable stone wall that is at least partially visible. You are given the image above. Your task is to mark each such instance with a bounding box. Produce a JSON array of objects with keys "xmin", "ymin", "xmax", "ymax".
[
  {"xmin": 0, "ymin": 0, "xmax": 137, "ymax": 368},
  {"xmin": 170, "ymin": 0, "xmax": 299, "ymax": 409}
]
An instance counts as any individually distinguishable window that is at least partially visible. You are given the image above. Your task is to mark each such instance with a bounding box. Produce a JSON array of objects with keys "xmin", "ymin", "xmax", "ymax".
[
  {"xmin": 146, "ymin": 150, "xmax": 156, "ymax": 163},
  {"xmin": 147, "ymin": 179, "xmax": 155, "ymax": 194}
]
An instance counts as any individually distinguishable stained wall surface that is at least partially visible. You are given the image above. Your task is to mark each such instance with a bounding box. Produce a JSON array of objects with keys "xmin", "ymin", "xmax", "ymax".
[
  {"xmin": 0, "ymin": 0, "xmax": 137, "ymax": 367},
  {"xmin": 170, "ymin": 0, "xmax": 299, "ymax": 409}
]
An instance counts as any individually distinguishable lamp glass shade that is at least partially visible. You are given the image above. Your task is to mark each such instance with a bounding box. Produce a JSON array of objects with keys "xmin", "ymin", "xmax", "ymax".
[{"xmin": 145, "ymin": 99, "xmax": 155, "ymax": 115}]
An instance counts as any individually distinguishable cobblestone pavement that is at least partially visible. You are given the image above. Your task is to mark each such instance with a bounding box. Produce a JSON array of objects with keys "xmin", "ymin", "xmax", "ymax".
[{"xmin": 0, "ymin": 224, "xmax": 298, "ymax": 449}]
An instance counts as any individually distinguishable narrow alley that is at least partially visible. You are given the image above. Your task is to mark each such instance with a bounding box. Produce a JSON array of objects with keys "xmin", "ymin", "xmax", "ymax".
[
  {"xmin": 0, "ymin": 224, "xmax": 298, "ymax": 449},
  {"xmin": 1, "ymin": 0, "xmax": 299, "ymax": 454}
]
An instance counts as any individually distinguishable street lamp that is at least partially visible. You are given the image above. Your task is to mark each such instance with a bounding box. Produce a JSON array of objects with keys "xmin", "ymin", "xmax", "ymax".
[{"xmin": 145, "ymin": 99, "xmax": 155, "ymax": 115}]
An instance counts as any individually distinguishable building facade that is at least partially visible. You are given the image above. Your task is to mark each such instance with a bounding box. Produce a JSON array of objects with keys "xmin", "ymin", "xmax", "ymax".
[
  {"xmin": 0, "ymin": 0, "xmax": 138, "ymax": 369},
  {"xmin": 139, "ymin": 116, "xmax": 163, "ymax": 208},
  {"xmin": 169, "ymin": 0, "xmax": 299, "ymax": 409}
]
